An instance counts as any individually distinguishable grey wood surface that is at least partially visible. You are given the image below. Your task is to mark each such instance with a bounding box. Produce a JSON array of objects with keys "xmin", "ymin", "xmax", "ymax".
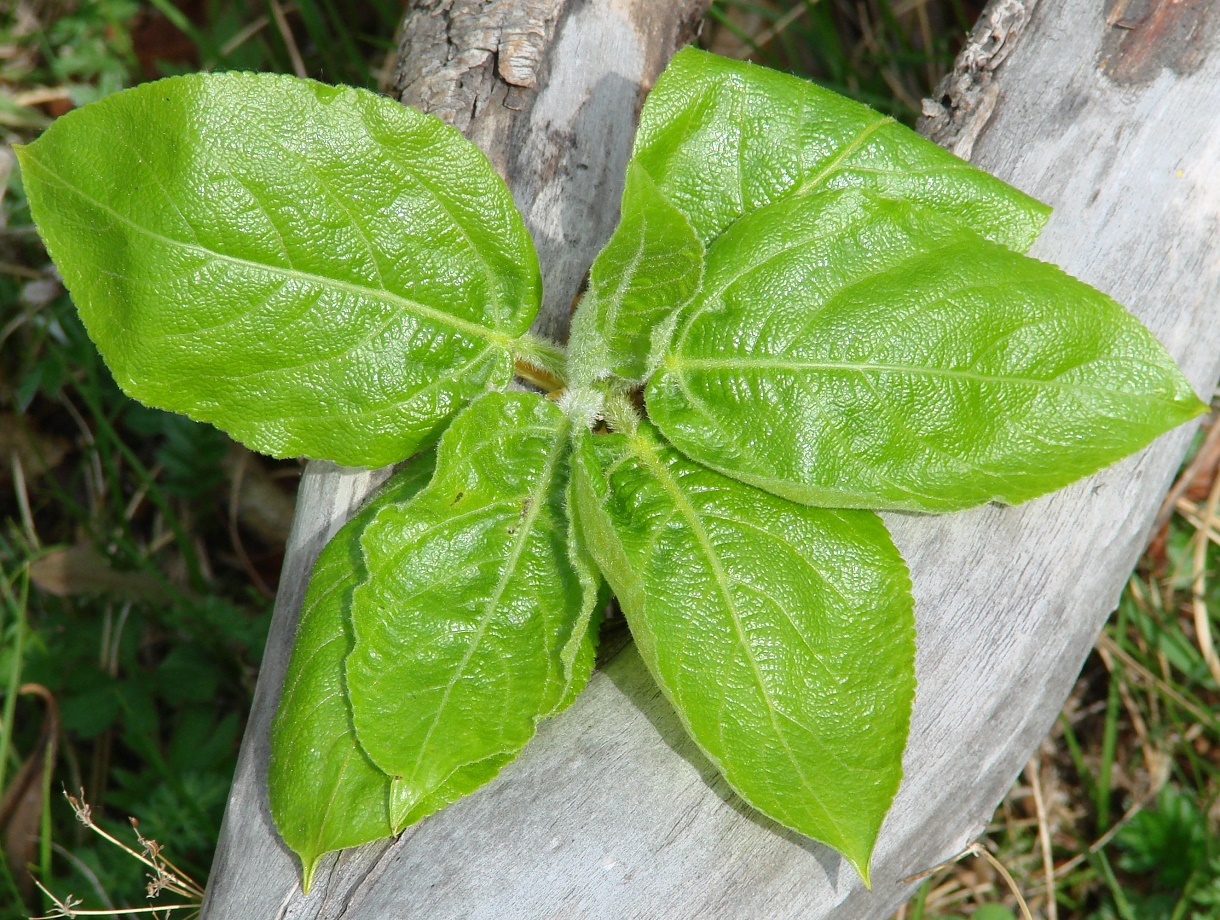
[{"xmin": 202, "ymin": 0, "xmax": 1220, "ymax": 916}]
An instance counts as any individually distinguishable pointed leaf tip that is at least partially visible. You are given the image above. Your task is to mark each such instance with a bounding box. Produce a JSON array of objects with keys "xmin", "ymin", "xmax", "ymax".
[
  {"xmin": 269, "ymin": 451, "xmax": 435, "ymax": 883},
  {"xmin": 648, "ymin": 188, "xmax": 1205, "ymax": 512},
  {"xmin": 573, "ymin": 425, "xmax": 914, "ymax": 878}
]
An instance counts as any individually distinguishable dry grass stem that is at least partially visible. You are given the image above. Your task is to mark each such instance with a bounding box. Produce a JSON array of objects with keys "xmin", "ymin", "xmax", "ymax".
[
  {"xmin": 1155, "ymin": 412, "xmax": 1220, "ymax": 532},
  {"xmin": 1191, "ymin": 467, "xmax": 1220, "ymax": 685},
  {"xmin": 1025, "ymin": 757, "xmax": 1059, "ymax": 920},
  {"xmin": 1094, "ymin": 631, "xmax": 1218, "ymax": 730},
  {"xmin": 11, "ymin": 450, "xmax": 39, "ymax": 548},
  {"xmin": 1036, "ymin": 750, "xmax": 1171, "ymax": 886},
  {"xmin": 969, "ymin": 842, "xmax": 1034, "ymax": 920},
  {"xmin": 1175, "ymin": 497, "xmax": 1220, "ymax": 548},
  {"xmin": 752, "ymin": 1, "xmax": 820, "ymax": 50},
  {"xmin": 269, "ymin": 0, "xmax": 307, "ymax": 79},
  {"xmin": 225, "ymin": 452, "xmax": 274, "ymax": 599},
  {"xmin": 55, "ymin": 789, "xmax": 206, "ymax": 907}
]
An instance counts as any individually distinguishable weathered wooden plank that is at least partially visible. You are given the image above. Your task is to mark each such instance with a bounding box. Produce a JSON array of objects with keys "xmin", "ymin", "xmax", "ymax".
[
  {"xmin": 203, "ymin": 0, "xmax": 1220, "ymax": 916},
  {"xmin": 200, "ymin": 2, "xmax": 710, "ymax": 916}
]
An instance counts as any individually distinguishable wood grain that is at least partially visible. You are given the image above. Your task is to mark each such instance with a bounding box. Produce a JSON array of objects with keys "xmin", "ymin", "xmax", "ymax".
[{"xmin": 202, "ymin": 0, "xmax": 1220, "ymax": 916}]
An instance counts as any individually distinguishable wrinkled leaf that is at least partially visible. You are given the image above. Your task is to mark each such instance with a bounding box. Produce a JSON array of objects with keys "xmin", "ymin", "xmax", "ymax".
[
  {"xmin": 571, "ymin": 423, "xmax": 914, "ymax": 882},
  {"xmin": 631, "ymin": 46, "xmax": 1048, "ymax": 251},
  {"xmin": 345, "ymin": 392, "xmax": 596, "ymax": 829},
  {"xmin": 648, "ymin": 189, "xmax": 1207, "ymax": 512},
  {"xmin": 568, "ymin": 162, "xmax": 703, "ymax": 384},
  {"xmin": 17, "ymin": 73, "xmax": 539, "ymax": 467},
  {"xmin": 269, "ymin": 451, "xmax": 434, "ymax": 889}
]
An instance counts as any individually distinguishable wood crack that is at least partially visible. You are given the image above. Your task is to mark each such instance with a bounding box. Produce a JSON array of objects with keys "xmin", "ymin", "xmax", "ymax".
[
  {"xmin": 917, "ymin": 0, "xmax": 1039, "ymax": 160},
  {"xmin": 391, "ymin": 0, "xmax": 564, "ymax": 131}
]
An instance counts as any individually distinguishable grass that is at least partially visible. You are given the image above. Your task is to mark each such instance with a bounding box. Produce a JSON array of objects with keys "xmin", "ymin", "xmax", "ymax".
[
  {"xmin": 882, "ymin": 422, "xmax": 1220, "ymax": 919},
  {"xmin": 1, "ymin": 1, "xmax": 1216, "ymax": 918},
  {"xmin": 0, "ymin": 1, "xmax": 399, "ymax": 916},
  {"xmin": 706, "ymin": 0, "xmax": 983, "ymax": 122}
]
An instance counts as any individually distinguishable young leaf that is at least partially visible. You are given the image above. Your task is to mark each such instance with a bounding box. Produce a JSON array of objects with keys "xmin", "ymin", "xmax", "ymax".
[
  {"xmin": 570, "ymin": 423, "xmax": 915, "ymax": 883},
  {"xmin": 631, "ymin": 46, "xmax": 1049, "ymax": 252},
  {"xmin": 269, "ymin": 451, "xmax": 435, "ymax": 890},
  {"xmin": 647, "ymin": 189, "xmax": 1207, "ymax": 512},
  {"xmin": 567, "ymin": 162, "xmax": 703, "ymax": 385},
  {"xmin": 17, "ymin": 73, "xmax": 540, "ymax": 468},
  {"xmin": 345, "ymin": 391, "xmax": 596, "ymax": 829}
]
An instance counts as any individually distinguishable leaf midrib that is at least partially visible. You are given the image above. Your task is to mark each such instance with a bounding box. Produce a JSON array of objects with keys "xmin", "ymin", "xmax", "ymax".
[
  {"xmin": 628, "ymin": 434, "xmax": 847, "ymax": 841},
  {"xmin": 792, "ymin": 115, "xmax": 895, "ymax": 198},
  {"xmin": 21, "ymin": 150, "xmax": 513, "ymax": 347},
  {"xmin": 666, "ymin": 355, "xmax": 1171, "ymax": 400},
  {"xmin": 405, "ymin": 417, "xmax": 572, "ymax": 790}
]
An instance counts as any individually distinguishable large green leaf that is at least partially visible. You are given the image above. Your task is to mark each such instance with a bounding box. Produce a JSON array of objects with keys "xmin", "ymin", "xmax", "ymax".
[
  {"xmin": 345, "ymin": 391, "xmax": 596, "ymax": 828},
  {"xmin": 567, "ymin": 162, "xmax": 703, "ymax": 385},
  {"xmin": 647, "ymin": 189, "xmax": 1207, "ymax": 512},
  {"xmin": 17, "ymin": 73, "xmax": 539, "ymax": 467},
  {"xmin": 631, "ymin": 46, "xmax": 1048, "ymax": 251},
  {"xmin": 269, "ymin": 450, "xmax": 527, "ymax": 887},
  {"xmin": 268, "ymin": 451, "xmax": 434, "ymax": 890},
  {"xmin": 570, "ymin": 423, "xmax": 915, "ymax": 882}
]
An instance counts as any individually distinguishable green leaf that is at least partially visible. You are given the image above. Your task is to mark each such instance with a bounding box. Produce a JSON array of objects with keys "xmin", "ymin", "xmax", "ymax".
[
  {"xmin": 560, "ymin": 466, "xmax": 603, "ymax": 706},
  {"xmin": 568, "ymin": 162, "xmax": 703, "ymax": 384},
  {"xmin": 269, "ymin": 450, "xmax": 435, "ymax": 890},
  {"xmin": 647, "ymin": 189, "xmax": 1207, "ymax": 512},
  {"xmin": 345, "ymin": 391, "xmax": 596, "ymax": 829},
  {"xmin": 570, "ymin": 423, "xmax": 915, "ymax": 882},
  {"xmin": 631, "ymin": 46, "xmax": 1048, "ymax": 252},
  {"xmin": 17, "ymin": 73, "xmax": 539, "ymax": 467}
]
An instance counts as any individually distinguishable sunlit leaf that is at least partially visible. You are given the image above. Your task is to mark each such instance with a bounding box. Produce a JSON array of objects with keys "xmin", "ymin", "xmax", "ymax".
[
  {"xmin": 17, "ymin": 73, "xmax": 539, "ymax": 467},
  {"xmin": 647, "ymin": 190, "xmax": 1207, "ymax": 511},
  {"xmin": 269, "ymin": 451, "xmax": 434, "ymax": 889},
  {"xmin": 568, "ymin": 162, "xmax": 703, "ymax": 384},
  {"xmin": 571, "ymin": 423, "xmax": 914, "ymax": 881},
  {"xmin": 631, "ymin": 46, "xmax": 1048, "ymax": 251},
  {"xmin": 345, "ymin": 392, "xmax": 596, "ymax": 828}
]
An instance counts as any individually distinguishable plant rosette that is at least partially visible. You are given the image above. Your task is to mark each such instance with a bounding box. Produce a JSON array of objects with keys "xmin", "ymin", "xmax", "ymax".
[{"xmin": 16, "ymin": 47, "xmax": 1205, "ymax": 889}]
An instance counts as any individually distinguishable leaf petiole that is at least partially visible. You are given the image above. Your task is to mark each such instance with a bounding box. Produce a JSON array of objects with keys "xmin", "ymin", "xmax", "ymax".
[{"xmin": 513, "ymin": 334, "xmax": 568, "ymax": 394}]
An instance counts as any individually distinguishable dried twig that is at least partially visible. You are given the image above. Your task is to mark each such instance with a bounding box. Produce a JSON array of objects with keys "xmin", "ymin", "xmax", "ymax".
[
  {"xmin": 1024, "ymin": 757, "xmax": 1058, "ymax": 920},
  {"xmin": 34, "ymin": 789, "xmax": 206, "ymax": 917},
  {"xmin": 1191, "ymin": 467, "xmax": 1220, "ymax": 685}
]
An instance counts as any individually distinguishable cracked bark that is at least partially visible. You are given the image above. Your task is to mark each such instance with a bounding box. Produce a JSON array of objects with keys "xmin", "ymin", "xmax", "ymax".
[{"xmin": 917, "ymin": 0, "xmax": 1040, "ymax": 159}]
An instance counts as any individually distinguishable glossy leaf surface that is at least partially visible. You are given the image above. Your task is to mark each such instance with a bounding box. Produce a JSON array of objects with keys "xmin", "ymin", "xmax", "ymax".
[
  {"xmin": 269, "ymin": 451, "xmax": 434, "ymax": 889},
  {"xmin": 631, "ymin": 46, "xmax": 1048, "ymax": 251},
  {"xmin": 568, "ymin": 162, "xmax": 703, "ymax": 384},
  {"xmin": 648, "ymin": 190, "xmax": 1207, "ymax": 512},
  {"xmin": 345, "ymin": 392, "xmax": 596, "ymax": 828},
  {"xmin": 571, "ymin": 424, "xmax": 915, "ymax": 880},
  {"xmin": 17, "ymin": 73, "xmax": 539, "ymax": 467}
]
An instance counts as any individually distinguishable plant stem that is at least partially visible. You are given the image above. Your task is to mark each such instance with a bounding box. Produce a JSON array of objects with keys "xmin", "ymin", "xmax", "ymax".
[
  {"xmin": 514, "ymin": 359, "xmax": 566, "ymax": 394},
  {"xmin": 1097, "ymin": 604, "xmax": 1129, "ymax": 827},
  {"xmin": 513, "ymin": 335, "xmax": 568, "ymax": 393},
  {"xmin": 0, "ymin": 565, "xmax": 29, "ymax": 793}
]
